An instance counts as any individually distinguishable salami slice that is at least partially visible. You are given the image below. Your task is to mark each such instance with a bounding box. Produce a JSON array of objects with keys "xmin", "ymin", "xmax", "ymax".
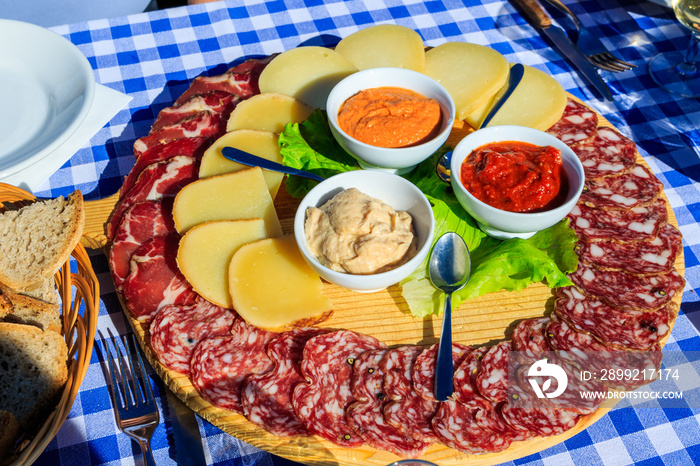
[
  {"xmin": 575, "ymin": 223, "xmax": 682, "ymax": 276},
  {"xmin": 347, "ymin": 349, "xmax": 431, "ymax": 458},
  {"xmin": 381, "ymin": 346, "xmax": 437, "ymax": 443},
  {"xmin": 432, "ymin": 399, "xmax": 514, "ymax": 454},
  {"xmin": 292, "ymin": 330, "xmax": 385, "ymax": 447},
  {"xmin": 579, "ymin": 164, "xmax": 663, "ymax": 211},
  {"xmin": 569, "ymin": 261, "xmax": 684, "ymax": 311},
  {"xmin": 241, "ymin": 327, "xmax": 328, "ymax": 437},
  {"xmin": 555, "ymin": 286, "xmax": 674, "ymax": 350},
  {"xmin": 452, "ymin": 347, "xmax": 490, "ymax": 405},
  {"xmin": 149, "ymin": 297, "xmax": 237, "ymax": 375},
  {"xmin": 476, "ymin": 341, "xmax": 511, "ymax": 404},
  {"xmin": 546, "ymin": 99, "xmax": 598, "ymax": 146},
  {"xmin": 413, "ymin": 343, "xmax": 472, "ymax": 402},
  {"xmin": 567, "ymin": 199, "xmax": 668, "ymax": 243},
  {"xmin": 571, "ymin": 126, "xmax": 637, "ymax": 179},
  {"xmin": 512, "ymin": 317, "xmax": 551, "ymax": 354},
  {"xmin": 122, "ymin": 233, "xmax": 197, "ymax": 322},
  {"xmin": 190, "ymin": 318, "xmax": 275, "ymax": 412},
  {"xmin": 152, "ymin": 91, "xmax": 239, "ymax": 133}
]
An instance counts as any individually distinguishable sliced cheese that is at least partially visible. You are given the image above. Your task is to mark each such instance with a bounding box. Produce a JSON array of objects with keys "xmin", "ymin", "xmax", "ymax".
[
  {"xmin": 226, "ymin": 92, "xmax": 313, "ymax": 133},
  {"xmin": 228, "ymin": 235, "xmax": 333, "ymax": 331},
  {"xmin": 465, "ymin": 80, "xmax": 508, "ymax": 129},
  {"xmin": 258, "ymin": 46, "xmax": 358, "ymax": 109},
  {"xmin": 334, "ymin": 24, "xmax": 426, "ymax": 72},
  {"xmin": 173, "ymin": 166, "xmax": 283, "ymax": 237},
  {"xmin": 423, "ymin": 42, "xmax": 509, "ymax": 120},
  {"xmin": 199, "ymin": 130, "xmax": 284, "ymax": 198},
  {"xmin": 177, "ymin": 219, "xmax": 267, "ymax": 308},
  {"xmin": 480, "ymin": 64, "xmax": 567, "ymax": 131}
]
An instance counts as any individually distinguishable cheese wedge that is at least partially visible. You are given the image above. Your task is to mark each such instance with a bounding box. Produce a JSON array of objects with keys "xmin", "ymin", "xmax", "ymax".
[
  {"xmin": 199, "ymin": 130, "xmax": 284, "ymax": 198},
  {"xmin": 334, "ymin": 24, "xmax": 426, "ymax": 72},
  {"xmin": 172, "ymin": 166, "xmax": 283, "ymax": 236},
  {"xmin": 226, "ymin": 92, "xmax": 313, "ymax": 133},
  {"xmin": 258, "ymin": 46, "xmax": 358, "ymax": 109},
  {"xmin": 424, "ymin": 42, "xmax": 509, "ymax": 120},
  {"xmin": 177, "ymin": 219, "xmax": 267, "ymax": 308},
  {"xmin": 477, "ymin": 64, "xmax": 567, "ymax": 131},
  {"xmin": 228, "ymin": 235, "xmax": 333, "ymax": 330}
]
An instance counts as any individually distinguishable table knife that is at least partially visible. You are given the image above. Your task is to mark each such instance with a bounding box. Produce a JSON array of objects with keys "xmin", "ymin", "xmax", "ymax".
[
  {"xmin": 165, "ymin": 388, "xmax": 207, "ymax": 466},
  {"xmin": 509, "ymin": 0, "xmax": 613, "ymax": 101}
]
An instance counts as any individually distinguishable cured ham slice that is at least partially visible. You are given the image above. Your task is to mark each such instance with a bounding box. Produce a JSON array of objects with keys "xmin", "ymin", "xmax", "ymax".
[
  {"xmin": 122, "ymin": 233, "xmax": 197, "ymax": 322},
  {"xmin": 152, "ymin": 91, "xmax": 239, "ymax": 133},
  {"xmin": 133, "ymin": 111, "xmax": 226, "ymax": 159},
  {"xmin": 109, "ymin": 199, "xmax": 175, "ymax": 292}
]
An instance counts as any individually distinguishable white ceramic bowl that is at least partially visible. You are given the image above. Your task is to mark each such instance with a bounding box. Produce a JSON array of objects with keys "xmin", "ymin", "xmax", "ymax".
[
  {"xmin": 326, "ymin": 67, "xmax": 455, "ymax": 175},
  {"xmin": 0, "ymin": 20, "xmax": 95, "ymax": 180},
  {"xmin": 449, "ymin": 125, "xmax": 585, "ymax": 240},
  {"xmin": 294, "ymin": 170, "xmax": 435, "ymax": 292}
]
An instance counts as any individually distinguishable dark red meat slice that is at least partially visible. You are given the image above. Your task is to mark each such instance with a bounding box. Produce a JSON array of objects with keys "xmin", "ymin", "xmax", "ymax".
[
  {"xmin": 109, "ymin": 199, "xmax": 175, "ymax": 292},
  {"xmin": 152, "ymin": 91, "xmax": 239, "ymax": 133},
  {"xmin": 567, "ymin": 198, "xmax": 668, "ymax": 243},
  {"xmin": 382, "ymin": 345, "xmax": 438, "ymax": 443},
  {"xmin": 241, "ymin": 327, "xmax": 328, "ymax": 437},
  {"xmin": 122, "ymin": 233, "xmax": 197, "ymax": 322},
  {"xmin": 579, "ymin": 164, "xmax": 663, "ymax": 211},
  {"xmin": 555, "ymin": 286, "xmax": 674, "ymax": 350},
  {"xmin": 575, "ymin": 223, "xmax": 682, "ymax": 276},
  {"xmin": 546, "ymin": 98, "xmax": 598, "ymax": 146},
  {"xmin": 149, "ymin": 297, "xmax": 237, "ymax": 375},
  {"xmin": 413, "ymin": 343, "xmax": 472, "ymax": 402},
  {"xmin": 432, "ymin": 399, "xmax": 514, "ymax": 454},
  {"xmin": 292, "ymin": 330, "xmax": 385, "ymax": 447},
  {"xmin": 453, "ymin": 346, "xmax": 490, "ymax": 405},
  {"xmin": 108, "ymin": 155, "xmax": 198, "ymax": 239},
  {"xmin": 133, "ymin": 111, "xmax": 226, "ymax": 159},
  {"xmin": 347, "ymin": 349, "xmax": 431, "ymax": 458},
  {"xmin": 512, "ymin": 317, "xmax": 551, "ymax": 354},
  {"xmin": 120, "ymin": 137, "xmax": 209, "ymax": 199},
  {"xmin": 475, "ymin": 341, "xmax": 511, "ymax": 404},
  {"xmin": 190, "ymin": 319, "xmax": 276, "ymax": 413},
  {"xmin": 568, "ymin": 261, "xmax": 684, "ymax": 311},
  {"xmin": 571, "ymin": 126, "xmax": 637, "ymax": 179}
]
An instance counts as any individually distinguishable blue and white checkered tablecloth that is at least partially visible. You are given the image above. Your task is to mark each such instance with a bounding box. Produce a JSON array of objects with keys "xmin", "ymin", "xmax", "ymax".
[{"xmin": 17, "ymin": 0, "xmax": 700, "ymax": 464}]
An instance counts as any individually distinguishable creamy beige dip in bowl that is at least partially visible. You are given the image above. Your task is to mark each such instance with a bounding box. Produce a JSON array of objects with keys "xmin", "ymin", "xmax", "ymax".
[{"xmin": 293, "ymin": 170, "xmax": 435, "ymax": 292}]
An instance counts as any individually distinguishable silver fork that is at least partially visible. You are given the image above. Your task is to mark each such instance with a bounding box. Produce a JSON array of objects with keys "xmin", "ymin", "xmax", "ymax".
[
  {"xmin": 541, "ymin": 0, "xmax": 637, "ymax": 72},
  {"xmin": 99, "ymin": 330, "xmax": 160, "ymax": 466}
]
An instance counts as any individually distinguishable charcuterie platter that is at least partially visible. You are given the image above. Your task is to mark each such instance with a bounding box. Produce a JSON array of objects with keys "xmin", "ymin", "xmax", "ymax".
[{"xmin": 80, "ymin": 25, "xmax": 684, "ymax": 466}]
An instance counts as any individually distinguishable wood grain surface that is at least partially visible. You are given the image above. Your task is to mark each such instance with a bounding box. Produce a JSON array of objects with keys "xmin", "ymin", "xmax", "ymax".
[{"xmin": 80, "ymin": 110, "xmax": 684, "ymax": 466}]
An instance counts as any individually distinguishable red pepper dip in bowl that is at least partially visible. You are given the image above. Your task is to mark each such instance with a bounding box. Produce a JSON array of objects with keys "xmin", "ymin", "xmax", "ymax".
[{"xmin": 450, "ymin": 125, "xmax": 584, "ymax": 239}]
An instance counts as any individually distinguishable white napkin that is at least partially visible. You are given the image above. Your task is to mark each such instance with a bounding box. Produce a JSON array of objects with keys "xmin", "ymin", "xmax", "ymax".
[{"xmin": 2, "ymin": 83, "xmax": 132, "ymax": 192}]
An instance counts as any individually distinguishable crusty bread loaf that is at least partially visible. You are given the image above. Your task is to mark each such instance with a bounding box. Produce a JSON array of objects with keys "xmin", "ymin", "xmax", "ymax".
[
  {"xmin": 0, "ymin": 277, "xmax": 59, "ymax": 306},
  {"xmin": 0, "ymin": 292, "xmax": 61, "ymax": 332},
  {"xmin": 0, "ymin": 410, "xmax": 19, "ymax": 463},
  {"xmin": 0, "ymin": 190, "xmax": 84, "ymax": 289},
  {"xmin": 0, "ymin": 322, "xmax": 68, "ymax": 428}
]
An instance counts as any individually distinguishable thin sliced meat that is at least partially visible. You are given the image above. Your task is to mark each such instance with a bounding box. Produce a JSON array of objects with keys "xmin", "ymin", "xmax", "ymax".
[
  {"xmin": 575, "ymin": 222, "xmax": 682, "ymax": 276},
  {"xmin": 555, "ymin": 286, "xmax": 674, "ymax": 350},
  {"xmin": 190, "ymin": 319, "xmax": 276, "ymax": 413},
  {"xmin": 432, "ymin": 399, "xmax": 514, "ymax": 454},
  {"xmin": 571, "ymin": 126, "xmax": 637, "ymax": 179},
  {"xmin": 109, "ymin": 199, "xmax": 175, "ymax": 292},
  {"xmin": 241, "ymin": 327, "xmax": 328, "ymax": 437},
  {"xmin": 149, "ymin": 297, "xmax": 237, "ymax": 375},
  {"xmin": 568, "ymin": 261, "xmax": 684, "ymax": 311},
  {"xmin": 511, "ymin": 317, "xmax": 551, "ymax": 354},
  {"xmin": 413, "ymin": 343, "xmax": 472, "ymax": 402},
  {"xmin": 567, "ymin": 198, "xmax": 668, "ymax": 243},
  {"xmin": 292, "ymin": 330, "xmax": 385, "ymax": 447},
  {"xmin": 122, "ymin": 233, "xmax": 197, "ymax": 322},
  {"xmin": 120, "ymin": 137, "xmax": 209, "ymax": 199},
  {"xmin": 152, "ymin": 91, "xmax": 239, "ymax": 133},
  {"xmin": 546, "ymin": 98, "xmax": 598, "ymax": 146},
  {"xmin": 347, "ymin": 349, "xmax": 431, "ymax": 458},
  {"xmin": 108, "ymin": 155, "xmax": 198, "ymax": 239},
  {"xmin": 579, "ymin": 164, "xmax": 664, "ymax": 210},
  {"xmin": 133, "ymin": 111, "xmax": 226, "ymax": 159},
  {"xmin": 475, "ymin": 341, "xmax": 511, "ymax": 404},
  {"xmin": 382, "ymin": 345, "xmax": 438, "ymax": 443},
  {"xmin": 452, "ymin": 346, "xmax": 490, "ymax": 405}
]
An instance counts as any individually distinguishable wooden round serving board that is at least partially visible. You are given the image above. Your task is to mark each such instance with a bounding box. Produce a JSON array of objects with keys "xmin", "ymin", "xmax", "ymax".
[{"xmin": 81, "ymin": 108, "xmax": 684, "ymax": 466}]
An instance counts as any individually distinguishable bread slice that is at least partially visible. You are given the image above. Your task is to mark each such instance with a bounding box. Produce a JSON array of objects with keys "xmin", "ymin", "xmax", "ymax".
[
  {"xmin": 0, "ymin": 191, "xmax": 84, "ymax": 289},
  {"xmin": 0, "ymin": 277, "xmax": 59, "ymax": 306},
  {"xmin": 0, "ymin": 410, "xmax": 19, "ymax": 462},
  {"xmin": 0, "ymin": 323, "xmax": 68, "ymax": 428},
  {"xmin": 0, "ymin": 292, "xmax": 61, "ymax": 332}
]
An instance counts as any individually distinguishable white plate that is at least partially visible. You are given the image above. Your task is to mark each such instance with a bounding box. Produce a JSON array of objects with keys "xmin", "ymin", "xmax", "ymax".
[{"xmin": 0, "ymin": 20, "xmax": 95, "ymax": 180}]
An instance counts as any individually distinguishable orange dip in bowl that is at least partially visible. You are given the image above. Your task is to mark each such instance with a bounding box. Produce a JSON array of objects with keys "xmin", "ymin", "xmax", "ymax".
[
  {"xmin": 337, "ymin": 86, "xmax": 442, "ymax": 148},
  {"xmin": 459, "ymin": 141, "xmax": 566, "ymax": 213}
]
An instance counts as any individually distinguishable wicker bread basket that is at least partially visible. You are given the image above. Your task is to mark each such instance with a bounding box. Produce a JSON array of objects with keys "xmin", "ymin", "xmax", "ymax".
[{"xmin": 0, "ymin": 183, "xmax": 99, "ymax": 466}]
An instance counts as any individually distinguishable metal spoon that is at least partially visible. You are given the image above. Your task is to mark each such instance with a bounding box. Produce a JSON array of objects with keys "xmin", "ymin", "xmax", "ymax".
[
  {"xmin": 429, "ymin": 232, "xmax": 471, "ymax": 401},
  {"xmin": 222, "ymin": 146, "xmax": 325, "ymax": 182}
]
